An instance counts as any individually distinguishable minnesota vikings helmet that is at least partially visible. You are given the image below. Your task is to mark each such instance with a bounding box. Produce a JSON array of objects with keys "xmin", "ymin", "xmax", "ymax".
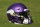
[{"xmin": 7, "ymin": 3, "xmax": 32, "ymax": 24}]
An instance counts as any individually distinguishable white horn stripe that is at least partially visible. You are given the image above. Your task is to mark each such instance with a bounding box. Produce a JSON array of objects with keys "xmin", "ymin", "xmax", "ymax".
[{"xmin": 24, "ymin": 9, "xmax": 28, "ymax": 11}]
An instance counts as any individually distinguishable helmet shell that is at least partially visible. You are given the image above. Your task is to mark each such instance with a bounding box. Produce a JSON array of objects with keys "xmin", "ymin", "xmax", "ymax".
[{"xmin": 8, "ymin": 3, "xmax": 27, "ymax": 12}]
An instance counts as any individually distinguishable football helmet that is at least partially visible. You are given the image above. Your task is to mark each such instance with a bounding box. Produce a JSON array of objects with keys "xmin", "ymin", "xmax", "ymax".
[{"xmin": 7, "ymin": 3, "xmax": 32, "ymax": 24}]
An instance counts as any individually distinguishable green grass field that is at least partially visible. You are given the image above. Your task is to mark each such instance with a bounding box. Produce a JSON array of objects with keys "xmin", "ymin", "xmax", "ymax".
[{"xmin": 0, "ymin": 0, "xmax": 40, "ymax": 27}]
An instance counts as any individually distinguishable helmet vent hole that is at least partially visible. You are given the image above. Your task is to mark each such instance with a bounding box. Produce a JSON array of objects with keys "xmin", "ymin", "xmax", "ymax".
[{"xmin": 17, "ymin": 8, "xmax": 20, "ymax": 10}]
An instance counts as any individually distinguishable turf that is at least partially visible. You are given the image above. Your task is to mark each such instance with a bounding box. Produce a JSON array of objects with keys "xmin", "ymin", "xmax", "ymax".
[{"xmin": 0, "ymin": 0, "xmax": 40, "ymax": 27}]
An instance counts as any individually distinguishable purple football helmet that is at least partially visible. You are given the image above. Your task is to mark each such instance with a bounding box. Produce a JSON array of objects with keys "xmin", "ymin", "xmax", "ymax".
[{"xmin": 7, "ymin": 3, "xmax": 32, "ymax": 24}]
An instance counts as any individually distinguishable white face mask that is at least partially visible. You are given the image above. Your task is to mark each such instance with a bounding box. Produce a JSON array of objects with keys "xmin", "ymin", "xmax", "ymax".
[{"xmin": 23, "ymin": 18, "xmax": 29, "ymax": 24}]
